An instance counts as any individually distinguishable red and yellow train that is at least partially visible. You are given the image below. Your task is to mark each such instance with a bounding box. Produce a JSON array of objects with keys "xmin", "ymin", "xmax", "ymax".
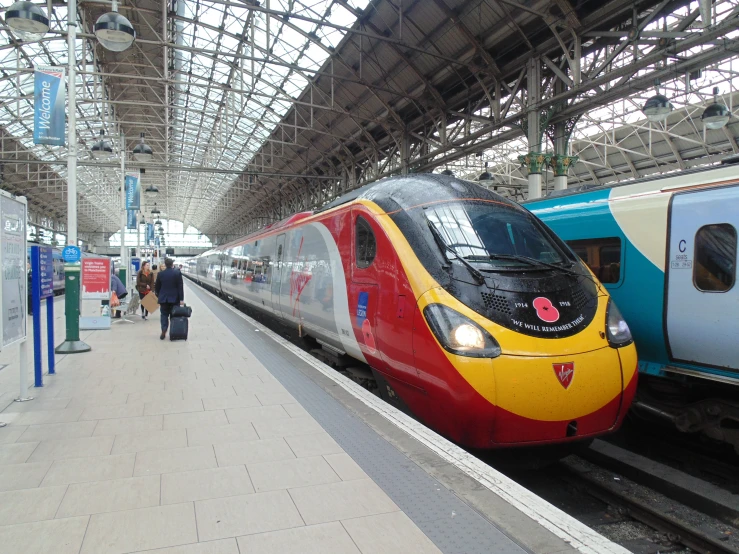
[{"xmin": 184, "ymin": 174, "xmax": 638, "ymax": 449}]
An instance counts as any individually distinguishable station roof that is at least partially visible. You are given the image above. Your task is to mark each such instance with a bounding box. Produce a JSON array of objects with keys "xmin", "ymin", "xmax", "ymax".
[{"xmin": 1, "ymin": 0, "xmax": 739, "ymax": 241}]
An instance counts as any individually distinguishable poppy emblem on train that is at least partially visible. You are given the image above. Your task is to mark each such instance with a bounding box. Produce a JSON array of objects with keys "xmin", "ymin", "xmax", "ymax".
[
  {"xmin": 532, "ymin": 297, "xmax": 560, "ymax": 323},
  {"xmin": 553, "ymin": 362, "xmax": 575, "ymax": 390}
]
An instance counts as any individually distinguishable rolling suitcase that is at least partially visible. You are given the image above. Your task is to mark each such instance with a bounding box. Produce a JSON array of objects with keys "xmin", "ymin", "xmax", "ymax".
[{"xmin": 169, "ymin": 315, "xmax": 189, "ymax": 341}]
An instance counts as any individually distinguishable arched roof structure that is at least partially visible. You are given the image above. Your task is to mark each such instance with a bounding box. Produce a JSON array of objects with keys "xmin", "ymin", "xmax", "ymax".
[{"xmin": 1, "ymin": 0, "xmax": 739, "ymax": 244}]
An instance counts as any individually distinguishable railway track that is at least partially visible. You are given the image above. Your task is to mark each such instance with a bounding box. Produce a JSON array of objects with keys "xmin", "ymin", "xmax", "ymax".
[{"xmin": 559, "ymin": 457, "xmax": 739, "ymax": 554}]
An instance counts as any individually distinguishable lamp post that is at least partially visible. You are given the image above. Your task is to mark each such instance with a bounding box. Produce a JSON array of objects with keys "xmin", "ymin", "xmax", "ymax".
[
  {"xmin": 120, "ymin": 134, "xmax": 127, "ymax": 289},
  {"xmin": 7, "ymin": 0, "xmax": 135, "ymax": 354}
]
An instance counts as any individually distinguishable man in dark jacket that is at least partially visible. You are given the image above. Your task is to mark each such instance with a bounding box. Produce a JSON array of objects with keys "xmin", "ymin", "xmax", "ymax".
[{"xmin": 154, "ymin": 258, "xmax": 184, "ymax": 340}]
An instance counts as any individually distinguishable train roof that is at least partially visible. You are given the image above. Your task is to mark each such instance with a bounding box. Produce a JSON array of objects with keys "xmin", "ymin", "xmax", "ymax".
[
  {"xmin": 315, "ymin": 173, "xmax": 518, "ymax": 214},
  {"xmin": 524, "ymin": 155, "xmax": 739, "ymax": 205},
  {"xmin": 207, "ymin": 174, "xmax": 517, "ymax": 254}
]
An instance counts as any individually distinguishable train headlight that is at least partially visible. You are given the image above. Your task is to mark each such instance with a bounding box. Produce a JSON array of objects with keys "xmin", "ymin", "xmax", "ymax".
[
  {"xmin": 423, "ymin": 304, "xmax": 501, "ymax": 358},
  {"xmin": 606, "ymin": 299, "xmax": 632, "ymax": 347}
]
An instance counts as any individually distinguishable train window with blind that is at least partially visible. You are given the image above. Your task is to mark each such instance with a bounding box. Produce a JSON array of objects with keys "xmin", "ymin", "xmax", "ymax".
[
  {"xmin": 693, "ymin": 224, "xmax": 736, "ymax": 292},
  {"xmin": 566, "ymin": 238, "xmax": 622, "ymax": 284},
  {"xmin": 356, "ymin": 216, "xmax": 377, "ymax": 268}
]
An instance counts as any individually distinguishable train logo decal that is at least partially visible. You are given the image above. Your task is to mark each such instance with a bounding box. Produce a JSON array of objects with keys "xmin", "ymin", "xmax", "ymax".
[
  {"xmin": 533, "ymin": 297, "xmax": 560, "ymax": 323},
  {"xmin": 356, "ymin": 291, "xmax": 368, "ymax": 326},
  {"xmin": 553, "ymin": 362, "xmax": 575, "ymax": 389},
  {"xmin": 357, "ymin": 291, "xmax": 376, "ymax": 354},
  {"xmin": 361, "ymin": 318, "xmax": 377, "ymax": 354},
  {"xmin": 289, "ymin": 236, "xmax": 312, "ymax": 315}
]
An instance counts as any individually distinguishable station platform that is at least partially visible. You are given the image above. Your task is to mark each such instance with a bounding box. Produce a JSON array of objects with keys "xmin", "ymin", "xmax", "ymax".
[{"xmin": 0, "ymin": 282, "xmax": 631, "ymax": 554}]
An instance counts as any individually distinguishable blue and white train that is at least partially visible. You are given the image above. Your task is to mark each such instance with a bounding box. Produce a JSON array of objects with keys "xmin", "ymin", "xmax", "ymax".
[
  {"xmin": 527, "ymin": 159, "xmax": 739, "ymax": 452},
  {"xmin": 27, "ymin": 245, "xmax": 66, "ymax": 294}
]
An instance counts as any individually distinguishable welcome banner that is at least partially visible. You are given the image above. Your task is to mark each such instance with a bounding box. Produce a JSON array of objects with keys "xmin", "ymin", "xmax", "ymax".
[
  {"xmin": 33, "ymin": 67, "xmax": 65, "ymax": 146},
  {"xmin": 127, "ymin": 209, "xmax": 137, "ymax": 230},
  {"xmin": 125, "ymin": 171, "xmax": 140, "ymax": 210}
]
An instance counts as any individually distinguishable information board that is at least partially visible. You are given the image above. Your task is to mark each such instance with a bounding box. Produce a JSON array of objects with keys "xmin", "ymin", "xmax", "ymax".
[
  {"xmin": 1, "ymin": 194, "xmax": 27, "ymax": 348},
  {"xmin": 38, "ymin": 246, "xmax": 54, "ymax": 299},
  {"xmin": 81, "ymin": 258, "xmax": 111, "ymax": 300}
]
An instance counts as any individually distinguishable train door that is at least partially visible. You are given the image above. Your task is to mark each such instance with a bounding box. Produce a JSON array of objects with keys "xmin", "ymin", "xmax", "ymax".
[
  {"xmin": 351, "ymin": 212, "xmax": 380, "ymax": 363},
  {"xmin": 665, "ymin": 185, "xmax": 739, "ymax": 371},
  {"xmin": 271, "ymin": 234, "xmax": 286, "ymax": 316}
]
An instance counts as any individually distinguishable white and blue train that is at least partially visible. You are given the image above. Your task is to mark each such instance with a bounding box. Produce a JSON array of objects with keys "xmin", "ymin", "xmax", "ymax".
[{"xmin": 527, "ymin": 160, "xmax": 739, "ymax": 452}]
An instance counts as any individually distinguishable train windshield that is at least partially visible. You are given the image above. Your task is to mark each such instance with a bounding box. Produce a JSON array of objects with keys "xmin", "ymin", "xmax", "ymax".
[{"xmin": 424, "ymin": 201, "xmax": 565, "ymax": 269}]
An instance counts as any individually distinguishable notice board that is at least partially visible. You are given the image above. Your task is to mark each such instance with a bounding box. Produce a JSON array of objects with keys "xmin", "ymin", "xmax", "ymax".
[
  {"xmin": 80, "ymin": 256, "xmax": 111, "ymax": 330},
  {"xmin": 1, "ymin": 193, "xmax": 27, "ymax": 349}
]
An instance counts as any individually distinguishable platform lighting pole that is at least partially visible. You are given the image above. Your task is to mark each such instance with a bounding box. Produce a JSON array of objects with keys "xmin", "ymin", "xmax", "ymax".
[
  {"xmin": 56, "ymin": 0, "xmax": 90, "ymax": 354},
  {"xmin": 119, "ymin": 134, "xmax": 127, "ymax": 288}
]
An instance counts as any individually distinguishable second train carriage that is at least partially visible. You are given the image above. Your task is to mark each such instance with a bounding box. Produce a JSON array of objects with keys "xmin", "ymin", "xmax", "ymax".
[
  {"xmin": 185, "ymin": 174, "xmax": 638, "ymax": 450},
  {"xmin": 527, "ymin": 160, "xmax": 739, "ymax": 452}
]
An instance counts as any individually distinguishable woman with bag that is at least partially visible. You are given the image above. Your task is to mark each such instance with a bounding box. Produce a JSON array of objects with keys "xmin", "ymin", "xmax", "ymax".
[{"xmin": 136, "ymin": 261, "xmax": 155, "ymax": 320}]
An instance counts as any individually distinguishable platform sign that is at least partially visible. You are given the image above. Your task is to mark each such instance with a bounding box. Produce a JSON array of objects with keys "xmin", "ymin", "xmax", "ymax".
[
  {"xmin": 1, "ymin": 194, "xmax": 27, "ymax": 348},
  {"xmin": 62, "ymin": 245, "xmax": 81, "ymax": 263},
  {"xmin": 38, "ymin": 246, "xmax": 54, "ymax": 299},
  {"xmin": 81, "ymin": 258, "xmax": 111, "ymax": 300}
]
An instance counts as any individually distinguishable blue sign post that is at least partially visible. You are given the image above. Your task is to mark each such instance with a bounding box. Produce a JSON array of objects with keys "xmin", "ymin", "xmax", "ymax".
[
  {"xmin": 62, "ymin": 245, "xmax": 81, "ymax": 263},
  {"xmin": 30, "ymin": 246, "xmax": 56, "ymax": 387}
]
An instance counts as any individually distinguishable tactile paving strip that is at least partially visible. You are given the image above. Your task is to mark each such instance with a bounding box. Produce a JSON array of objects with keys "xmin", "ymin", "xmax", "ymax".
[{"xmin": 190, "ymin": 285, "xmax": 531, "ymax": 554}]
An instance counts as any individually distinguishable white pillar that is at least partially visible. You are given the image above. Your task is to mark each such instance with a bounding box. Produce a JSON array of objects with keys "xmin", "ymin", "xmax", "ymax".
[
  {"xmin": 553, "ymin": 175, "xmax": 567, "ymax": 191},
  {"xmin": 67, "ymin": 0, "xmax": 77, "ymax": 246},
  {"xmin": 528, "ymin": 173, "xmax": 542, "ymax": 199}
]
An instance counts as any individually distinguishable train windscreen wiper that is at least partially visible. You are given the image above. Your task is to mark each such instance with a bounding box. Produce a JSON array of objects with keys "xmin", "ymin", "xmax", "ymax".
[
  {"xmin": 483, "ymin": 253, "xmax": 605, "ymax": 293},
  {"xmin": 426, "ymin": 218, "xmax": 486, "ymax": 285}
]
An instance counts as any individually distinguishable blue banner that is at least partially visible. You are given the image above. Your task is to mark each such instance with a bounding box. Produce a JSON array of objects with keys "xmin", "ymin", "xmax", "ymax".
[
  {"xmin": 146, "ymin": 223, "xmax": 154, "ymax": 244},
  {"xmin": 33, "ymin": 67, "xmax": 65, "ymax": 146},
  {"xmin": 155, "ymin": 236, "xmax": 160, "ymax": 247},
  {"xmin": 127, "ymin": 210, "xmax": 136, "ymax": 230},
  {"xmin": 125, "ymin": 172, "xmax": 140, "ymax": 210}
]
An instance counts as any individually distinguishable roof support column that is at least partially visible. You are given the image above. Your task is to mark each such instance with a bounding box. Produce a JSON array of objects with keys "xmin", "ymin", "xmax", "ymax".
[
  {"xmin": 400, "ymin": 129, "xmax": 409, "ymax": 176},
  {"xmin": 550, "ymin": 80, "xmax": 578, "ymax": 192},
  {"xmin": 521, "ymin": 57, "xmax": 546, "ymax": 199}
]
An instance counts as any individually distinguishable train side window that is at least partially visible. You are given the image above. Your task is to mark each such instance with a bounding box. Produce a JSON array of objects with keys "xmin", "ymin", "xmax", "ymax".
[
  {"xmin": 356, "ymin": 216, "xmax": 376, "ymax": 269},
  {"xmin": 566, "ymin": 238, "xmax": 621, "ymax": 284},
  {"xmin": 693, "ymin": 224, "xmax": 736, "ymax": 292}
]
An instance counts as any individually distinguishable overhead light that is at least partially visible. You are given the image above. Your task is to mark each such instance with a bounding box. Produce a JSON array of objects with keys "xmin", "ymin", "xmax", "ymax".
[
  {"xmin": 94, "ymin": 1, "xmax": 135, "ymax": 52},
  {"xmin": 90, "ymin": 129, "xmax": 113, "ymax": 160},
  {"xmin": 151, "ymin": 203, "xmax": 160, "ymax": 215},
  {"xmin": 154, "ymin": 219, "xmax": 162, "ymax": 225},
  {"xmin": 441, "ymin": 169, "xmax": 454, "ymax": 176},
  {"xmin": 478, "ymin": 162, "xmax": 493, "ymax": 182},
  {"xmin": 132, "ymin": 132, "xmax": 153, "ymax": 162},
  {"xmin": 145, "ymin": 185, "xmax": 159, "ymax": 195},
  {"xmin": 642, "ymin": 81, "xmax": 672, "ymax": 123},
  {"xmin": 702, "ymin": 87, "xmax": 731, "ymax": 130},
  {"xmin": 6, "ymin": 1, "xmax": 49, "ymax": 41}
]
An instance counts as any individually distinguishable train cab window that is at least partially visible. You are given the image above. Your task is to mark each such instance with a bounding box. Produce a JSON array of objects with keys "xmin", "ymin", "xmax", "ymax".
[
  {"xmin": 566, "ymin": 238, "xmax": 622, "ymax": 284},
  {"xmin": 693, "ymin": 224, "xmax": 736, "ymax": 292},
  {"xmin": 356, "ymin": 216, "xmax": 376, "ymax": 269}
]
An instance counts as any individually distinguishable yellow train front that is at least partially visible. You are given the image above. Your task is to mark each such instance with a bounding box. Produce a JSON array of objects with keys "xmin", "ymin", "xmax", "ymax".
[{"xmin": 343, "ymin": 174, "xmax": 638, "ymax": 449}]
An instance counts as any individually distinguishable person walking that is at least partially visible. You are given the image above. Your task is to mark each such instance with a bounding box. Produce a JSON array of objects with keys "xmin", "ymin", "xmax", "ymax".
[
  {"xmin": 136, "ymin": 261, "xmax": 155, "ymax": 320},
  {"xmin": 155, "ymin": 258, "xmax": 184, "ymax": 340}
]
